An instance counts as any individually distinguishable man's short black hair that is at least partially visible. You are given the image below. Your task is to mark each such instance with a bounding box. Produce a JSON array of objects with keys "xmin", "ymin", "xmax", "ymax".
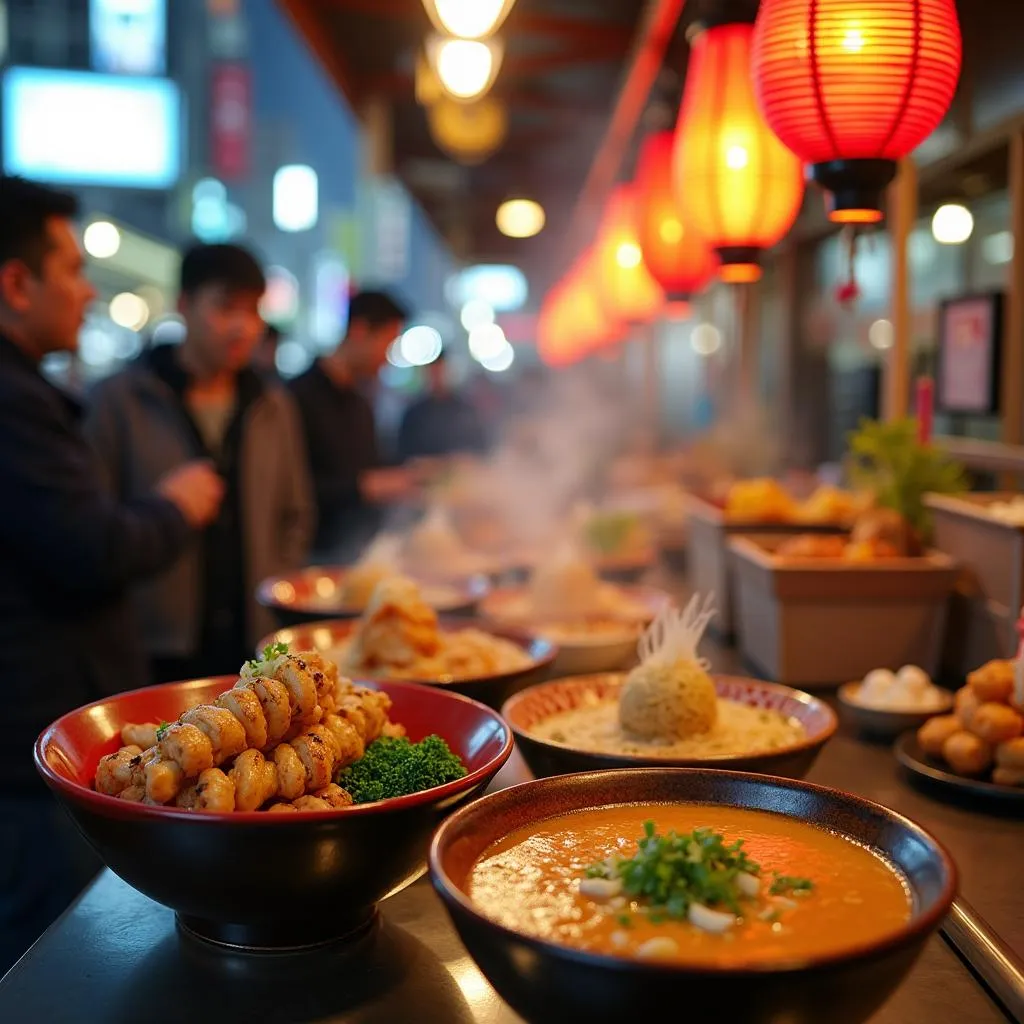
[
  {"xmin": 347, "ymin": 289, "xmax": 409, "ymax": 330},
  {"xmin": 180, "ymin": 243, "xmax": 265, "ymax": 297},
  {"xmin": 0, "ymin": 176, "xmax": 79, "ymax": 274}
]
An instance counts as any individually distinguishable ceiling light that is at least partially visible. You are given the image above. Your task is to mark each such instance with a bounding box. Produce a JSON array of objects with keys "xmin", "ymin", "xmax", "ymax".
[
  {"xmin": 690, "ymin": 322, "xmax": 722, "ymax": 356},
  {"xmin": 108, "ymin": 292, "xmax": 150, "ymax": 331},
  {"xmin": 400, "ymin": 325, "xmax": 443, "ymax": 366},
  {"xmin": 460, "ymin": 299, "xmax": 495, "ymax": 332},
  {"xmin": 423, "ymin": 0, "xmax": 516, "ymax": 40},
  {"xmin": 931, "ymin": 203, "xmax": 973, "ymax": 245},
  {"xmin": 83, "ymin": 220, "xmax": 121, "ymax": 259},
  {"xmin": 427, "ymin": 36, "xmax": 503, "ymax": 102},
  {"xmin": 496, "ymin": 198, "xmax": 545, "ymax": 239},
  {"xmin": 468, "ymin": 322, "xmax": 507, "ymax": 362}
]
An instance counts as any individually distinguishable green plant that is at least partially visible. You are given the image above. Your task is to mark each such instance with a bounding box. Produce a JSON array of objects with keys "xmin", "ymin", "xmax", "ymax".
[{"xmin": 846, "ymin": 418, "xmax": 967, "ymax": 541}]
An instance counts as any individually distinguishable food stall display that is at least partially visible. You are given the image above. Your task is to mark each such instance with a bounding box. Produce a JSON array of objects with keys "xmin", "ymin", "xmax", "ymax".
[
  {"xmin": 729, "ymin": 421, "xmax": 965, "ymax": 684},
  {"xmin": 687, "ymin": 481, "xmax": 867, "ymax": 637},
  {"xmin": 927, "ymin": 492, "xmax": 1024, "ymax": 676}
]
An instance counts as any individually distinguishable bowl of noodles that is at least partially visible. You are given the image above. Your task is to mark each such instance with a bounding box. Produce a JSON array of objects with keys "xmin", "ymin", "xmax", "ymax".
[
  {"xmin": 259, "ymin": 578, "xmax": 557, "ymax": 710},
  {"xmin": 502, "ymin": 596, "xmax": 836, "ymax": 780}
]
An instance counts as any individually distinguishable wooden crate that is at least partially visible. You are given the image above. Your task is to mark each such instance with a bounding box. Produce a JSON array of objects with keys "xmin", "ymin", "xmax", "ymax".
[
  {"xmin": 729, "ymin": 536, "xmax": 959, "ymax": 687},
  {"xmin": 687, "ymin": 496, "xmax": 846, "ymax": 640},
  {"xmin": 926, "ymin": 493, "xmax": 1024, "ymax": 677}
]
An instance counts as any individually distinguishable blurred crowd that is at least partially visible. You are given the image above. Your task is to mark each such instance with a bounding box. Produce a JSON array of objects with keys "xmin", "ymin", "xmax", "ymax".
[{"xmin": 0, "ymin": 174, "xmax": 503, "ymax": 973}]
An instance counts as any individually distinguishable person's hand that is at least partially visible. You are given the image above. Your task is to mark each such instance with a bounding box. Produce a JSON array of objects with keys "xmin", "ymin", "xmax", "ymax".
[
  {"xmin": 156, "ymin": 461, "xmax": 225, "ymax": 528},
  {"xmin": 361, "ymin": 467, "xmax": 419, "ymax": 505}
]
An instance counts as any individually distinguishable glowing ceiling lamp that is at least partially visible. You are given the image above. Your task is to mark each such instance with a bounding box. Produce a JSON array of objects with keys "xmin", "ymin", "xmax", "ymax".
[
  {"xmin": 595, "ymin": 184, "xmax": 664, "ymax": 325},
  {"xmin": 496, "ymin": 197, "xmax": 545, "ymax": 238},
  {"xmin": 426, "ymin": 35, "xmax": 503, "ymax": 102},
  {"xmin": 673, "ymin": 19, "xmax": 804, "ymax": 283},
  {"xmin": 427, "ymin": 95, "xmax": 508, "ymax": 165},
  {"xmin": 423, "ymin": 0, "xmax": 516, "ymax": 40},
  {"xmin": 634, "ymin": 130, "xmax": 717, "ymax": 310},
  {"xmin": 753, "ymin": 0, "xmax": 962, "ymax": 224}
]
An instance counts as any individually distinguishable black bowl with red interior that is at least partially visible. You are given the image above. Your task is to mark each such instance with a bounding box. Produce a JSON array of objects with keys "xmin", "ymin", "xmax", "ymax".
[
  {"xmin": 35, "ymin": 676, "xmax": 512, "ymax": 951},
  {"xmin": 257, "ymin": 566, "xmax": 491, "ymax": 628},
  {"xmin": 430, "ymin": 769, "xmax": 957, "ymax": 1024}
]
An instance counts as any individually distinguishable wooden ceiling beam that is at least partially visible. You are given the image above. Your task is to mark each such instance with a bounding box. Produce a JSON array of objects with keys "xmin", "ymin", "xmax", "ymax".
[
  {"xmin": 317, "ymin": 0, "xmax": 631, "ymax": 46},
  {"xmin": 278, "ymin": 0, "xmax": 364, "ymax": 105},
  {"xmin": 566, "ymin": 0, "xmax": 688, "ymax": 254}
]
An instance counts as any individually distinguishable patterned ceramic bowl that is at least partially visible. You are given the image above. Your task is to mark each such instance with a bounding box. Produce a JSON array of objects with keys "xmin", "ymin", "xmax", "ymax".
[{"xmin": 503, "ymin": 673, "xmax": 837, "ymax": 780}]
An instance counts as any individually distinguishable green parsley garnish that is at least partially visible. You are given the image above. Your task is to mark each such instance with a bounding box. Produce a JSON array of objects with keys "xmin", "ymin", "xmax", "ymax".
[
  {"xmin": 769, "ymin": 875, "xmax": 815, "ymax": 896},
  {"xmin": 336, "ymin": 735, "xmax": 467, "ymax": 804},
  {"xmin": 586, "ymin": 822, "xmax": 766, "ymax": 920},
  {"xmin": 155, "ymin": 721, "xmax": 172, "ymax": 742},
  {"xmin": 245, "ymin": 641, "xmax": 289, "ymax": 673}
]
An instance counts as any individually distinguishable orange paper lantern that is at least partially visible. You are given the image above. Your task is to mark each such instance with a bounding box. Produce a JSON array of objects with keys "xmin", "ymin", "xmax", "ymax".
[
  {"xmin": 538, "ymin": 252, "xmax": 620, "ymax": 365},
  {"xmin": 672, "ymin": 20, "xmax": 804, "ymax": 283},
  {"xmin": 634, "ymin": 131, "xmax": 717, "ymax": 304},
  {"xmin": 594, "ymin": 184, "xmax": 664, "ymax": 324},
  {"xmin": 753, "ymin": 0, "xmax": 961, "ymax": 224}
]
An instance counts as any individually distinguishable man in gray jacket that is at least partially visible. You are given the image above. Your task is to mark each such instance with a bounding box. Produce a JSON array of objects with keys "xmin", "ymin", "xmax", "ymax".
[{"xmin": 86, "ymin": 243, "xmax": 315, "ymax": 681}]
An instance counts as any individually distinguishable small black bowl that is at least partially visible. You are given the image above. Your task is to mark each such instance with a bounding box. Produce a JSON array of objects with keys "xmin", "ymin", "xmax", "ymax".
[{"xmin": 429, "ymin": 768, "xmax": 957, "ymax": 1024}]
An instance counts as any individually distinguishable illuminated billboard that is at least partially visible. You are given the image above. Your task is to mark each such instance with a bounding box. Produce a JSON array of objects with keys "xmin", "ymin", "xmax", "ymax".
[{"xmin": 2, "ymin": 67, "xmax": 182, "ymax": 189}]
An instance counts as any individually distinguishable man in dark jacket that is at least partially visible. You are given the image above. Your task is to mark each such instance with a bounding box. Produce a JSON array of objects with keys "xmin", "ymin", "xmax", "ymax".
[
  {"xmin": 0, "ymin": 176, "xmax": 223, "ymax": 972},
  {"xmin": 290, "ymin": 290, "xmax": 415, "ymax": 561},
  {"xmin": 86, "ymin": 244, "xmax": 315, "ymax": 683},
  {"xmin": 397, "ymin": 350, "xmax": 488, "ymax": 462}
]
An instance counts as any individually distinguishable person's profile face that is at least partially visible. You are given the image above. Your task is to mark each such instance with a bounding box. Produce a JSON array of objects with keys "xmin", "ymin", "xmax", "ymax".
[
  {"xmin": 180, "ymin": 284, "xmax": 264, "ymax": 373},
  {"xmin": 0, "ymin": 217, "xmax": 96, "ymax": 355}
]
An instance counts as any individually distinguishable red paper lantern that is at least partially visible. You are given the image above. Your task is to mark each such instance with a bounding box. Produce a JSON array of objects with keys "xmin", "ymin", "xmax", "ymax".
[
  {"xmin": 538, "ymin": 251, "xmax": 620, "ymax": 365},
  {"xmin": 752, "ymin": 0, "xmax": 961, "ymax": 224},
  {"xmin": 634, "ymin": 130, "xmax": 717, "ymax": 306},
  {"xmin": 594, "ymin": 184, "xmax": 664, "ymax": 325},
  {"xmin": 673, "ymin": 20, "xmax": 804, "ymax": 283}
]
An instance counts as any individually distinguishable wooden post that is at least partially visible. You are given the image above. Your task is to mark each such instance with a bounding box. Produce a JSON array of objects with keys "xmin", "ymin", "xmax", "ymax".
[
  {"xmin": 361, "ymin": 95, "xmax": 393, "ymax": 177},
  {"xmin": 641, "ymin": 320, "xmax": 661, "ymax": 438},
  {"xmin": 777, "ymin": 243, "xmax": 799, "ymax": 451},
  {"xmin": 735, "ymin": 279, "xmax": 760, "ymax": 407},
  {"xmin": 884, "ymin": 158, "xmax": 917, "ymax": 420},
  {"xmin": 1002, "ymin": 129, "xmax": 1024, "ymax": 446}
]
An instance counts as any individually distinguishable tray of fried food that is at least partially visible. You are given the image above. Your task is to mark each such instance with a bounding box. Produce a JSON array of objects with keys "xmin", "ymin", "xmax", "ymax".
[
  {"xmin": 94, "ymin": 645, "xmax": 406, "ymax": 813},
  {"xmin": 916, "ymin": 660, "xmax": 1024, "ymax": 787}
]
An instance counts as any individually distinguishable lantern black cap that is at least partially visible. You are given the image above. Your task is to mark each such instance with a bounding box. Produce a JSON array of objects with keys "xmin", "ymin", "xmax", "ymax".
[{"xmin": 810, "ymin": 159, "xmax": 898, "ymax": 224}]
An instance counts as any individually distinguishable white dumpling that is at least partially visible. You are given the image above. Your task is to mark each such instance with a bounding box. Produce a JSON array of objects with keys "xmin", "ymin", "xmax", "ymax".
[
  {"xmin": 859, "ymin": 669, "xmax": 896, "ymax": 702},
  {"xmin": 896, "ymin": 665, "xmax": 932, "ymax": 694}
]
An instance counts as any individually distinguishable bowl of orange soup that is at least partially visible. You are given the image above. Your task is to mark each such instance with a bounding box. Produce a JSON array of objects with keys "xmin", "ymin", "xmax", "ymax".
[{"xmin": 429, "ymin": 769, "xmax": 956, "ymax": 1024}]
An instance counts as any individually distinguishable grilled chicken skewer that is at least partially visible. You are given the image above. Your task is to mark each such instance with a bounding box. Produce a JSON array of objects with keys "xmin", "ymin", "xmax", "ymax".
[{"xmin": 100, "ymin": 652, "xmax": 393, "ymax": 812}]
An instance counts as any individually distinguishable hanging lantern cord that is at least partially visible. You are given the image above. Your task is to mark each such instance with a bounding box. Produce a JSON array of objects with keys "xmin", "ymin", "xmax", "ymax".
[{"xmin": 834, "ymin": 225, "xmax": 862, "ymax": 308}]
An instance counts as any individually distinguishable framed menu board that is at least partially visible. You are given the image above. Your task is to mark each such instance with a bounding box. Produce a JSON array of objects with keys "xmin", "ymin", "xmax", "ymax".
[{"xmin": 936, "ymin": 292, "xmax": 1003, "ymax": 416}]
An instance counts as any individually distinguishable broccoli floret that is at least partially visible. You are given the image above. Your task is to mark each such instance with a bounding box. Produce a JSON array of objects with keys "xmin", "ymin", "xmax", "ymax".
[{"xmin": 337, "ymin": 735, "xmax": 467, "ymax": 804}]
